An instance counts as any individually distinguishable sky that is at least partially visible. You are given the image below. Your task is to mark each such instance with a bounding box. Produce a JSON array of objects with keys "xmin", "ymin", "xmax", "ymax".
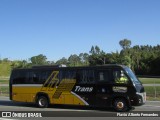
[{"xmin": 0, "ymin": 0, "xmax": 160, "ymax": 61}]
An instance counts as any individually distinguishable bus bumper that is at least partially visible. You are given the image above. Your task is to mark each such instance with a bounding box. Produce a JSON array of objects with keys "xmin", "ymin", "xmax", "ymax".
[{"xmin": 131, "ymin": 92, "xmax": 146, "ymax": 106}]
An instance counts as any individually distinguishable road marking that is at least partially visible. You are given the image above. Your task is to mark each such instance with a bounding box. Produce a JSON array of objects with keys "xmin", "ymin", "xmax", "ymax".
[
  {"xmin": 143, "ymin": 105, "xmax": 160, "ymax": 108},
  {"xmin": 0, "ymin": 118, "xmax": 17, "ymax": 120}
]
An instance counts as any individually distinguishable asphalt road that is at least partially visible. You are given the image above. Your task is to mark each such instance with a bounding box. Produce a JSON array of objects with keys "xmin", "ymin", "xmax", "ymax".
[{"xmin": 0, "ymin": 96, "xmax": 160, "ymax": 118}]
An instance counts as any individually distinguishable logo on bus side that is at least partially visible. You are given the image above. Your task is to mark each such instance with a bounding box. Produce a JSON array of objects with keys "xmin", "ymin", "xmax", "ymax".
[
  {"xmin": 112, "ymin": 86, "xmax": 127, "ymax": 93},
  {"xmin": 74, "ymin": 86, "xmax": 93, "ymax": 92}
]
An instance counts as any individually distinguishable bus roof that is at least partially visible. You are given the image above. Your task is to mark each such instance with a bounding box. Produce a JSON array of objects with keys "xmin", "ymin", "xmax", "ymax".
[{"xmin": 12, "ymin": 64, "xmax": 127, "ymax": 71}]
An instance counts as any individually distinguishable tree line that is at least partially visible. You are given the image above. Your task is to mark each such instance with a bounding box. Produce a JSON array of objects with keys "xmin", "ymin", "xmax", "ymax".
[{"xmin": 0, "ymin": 39, "xmax": 160, "ymax": 76}]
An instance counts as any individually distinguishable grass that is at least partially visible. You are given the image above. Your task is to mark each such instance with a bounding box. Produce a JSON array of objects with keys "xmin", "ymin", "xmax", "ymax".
[
  {"xmin": 146, "ymin": 96, "xmax": 160, "ymax": 101},
  {"xmin": 0, "ymin": 80, "xmax": 9, "ymax": 84},
  {"xmin": 0, "ymin": 77, "xmax": 9, "ymax": 84},
  {"xmin": 0, "ymin": 63, "xmax": 11, "ymax": 76},
  {"xmin": 0, "ymin": 86, "xmax": 9, "ymax": 97},
  {"xmin": 144, "ymin": 86, "xmax": 160, "ymax": 99},
  {"xmin": 144, "ymin": 86, "xmax": 160, "ymax": 92},
  {"xmin": 139, "ymin": 78, "xmax": 160, "ymax": 84},
  {"xmin": 0, "ymin": 86, "xmax": 9, "ymax": 92}
]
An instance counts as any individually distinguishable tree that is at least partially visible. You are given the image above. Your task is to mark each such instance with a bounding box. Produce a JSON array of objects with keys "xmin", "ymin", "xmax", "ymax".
[
  {"xmin": 89, "ymin": 46, "xmax": 107, "ymax": 65},
  {"xmin": 150, "ymin": 56, "xmax": 160, "ymax": 75},
  {"xmin": 79, "ymin": 53, "xmax": 89, "ymax": 65},
  {"xmin": 47, "ymin": 61, "xmax": 55, "ymax": 65},
  {"xmin": 95, "ymin": 45, "xmax": 100, "ymax": 54},
  {"xmin": 68, "ymin": 54, "xmax": 80, "ymax": 66},
  {"xmin": 56, "ymin": 57, "xmax": 68, "ymax": 65},
  {"xmin": 83, "ymin": 53, "xmax": 89, "ymax": 65},
  {"xmin": 90, "ymin": 46, "xmax": 95, "ymax": 55},
  {"xmin": 119, "ymin": 39, "xmax": 131, "ymax": 50},
  {"xmin": 90, "ymin": 45, "xmax": 101, "ymax": 55},
  {"xmin": 1, "ymin": 42, "xmax": 160, "ymax": 77},
  {"xmin": 11, "ymin": 60, "xmax": 28, "ymax": 68},
  {"xmin": 30, "ymin": 54, "xmax": 47, "ymax": 65},
  {"xmin": 2, "ymin": 58, "xmax": 10, "ymax": 63},
  {"xmin": 120, "ymin": 55, "xmax": 132, "ymax": 67},
  {"xmin": 119, "ymin": 39, "xmax": 132, "ymax": 68},
  {"xmin": 130, "ymin": 46, "xmax": 141, "ymax": 71},
  {"xmin": 109, "ymin": 51, "xmax": 121, "ymax": 64}
]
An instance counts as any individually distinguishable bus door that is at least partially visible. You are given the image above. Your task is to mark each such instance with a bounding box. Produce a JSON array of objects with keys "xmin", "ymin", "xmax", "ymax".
[
  {"xmin": 96, "ymin": 69, "xmax": 112, "ymax": 107},
  {"xmin": 112, "ymin": 68, "xmax": 130, "ymax": 97}
]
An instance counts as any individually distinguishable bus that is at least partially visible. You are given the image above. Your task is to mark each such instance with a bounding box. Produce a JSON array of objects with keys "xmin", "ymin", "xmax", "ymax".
[{"xmin": 9, "ymin": 64, "xmax": 146, "ymax": 112}]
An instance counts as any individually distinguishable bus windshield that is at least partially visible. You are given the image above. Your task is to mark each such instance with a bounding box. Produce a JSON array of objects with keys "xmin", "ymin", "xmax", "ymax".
[{"xmin": 124, "ymin": 67, "xmax": 141, "ymax": 84}]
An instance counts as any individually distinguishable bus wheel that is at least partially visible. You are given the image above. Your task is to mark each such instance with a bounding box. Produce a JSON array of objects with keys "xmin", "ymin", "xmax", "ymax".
[
  {"xmin": 113, "ymin": 98, "xmax": 129, "ymax": 112},
  {"xmin": 37, "ymin": 96, "xmax": 49, "ymax": 108}
]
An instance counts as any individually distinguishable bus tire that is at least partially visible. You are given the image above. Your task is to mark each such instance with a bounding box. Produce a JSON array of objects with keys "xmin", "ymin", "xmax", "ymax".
[
  {"xmin": 37, "ymin": 96, "xmax": 49, "ymax": 108},
  {"xmin": 113, "ymin": 98, "xmax": 129, "ymax": 112}
]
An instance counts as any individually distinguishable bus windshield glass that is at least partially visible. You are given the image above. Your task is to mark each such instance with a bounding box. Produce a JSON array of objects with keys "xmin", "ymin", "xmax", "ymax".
[{"xmin": 124, "ymin": 67, "xmax": 141, "ymax": 84}]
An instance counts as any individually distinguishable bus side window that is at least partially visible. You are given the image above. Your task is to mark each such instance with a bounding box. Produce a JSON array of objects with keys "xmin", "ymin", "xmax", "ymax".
[
  {"xmin": 12, "ymin": 70, "xmax": 29, "ymax": 84},
  {"xmin": 85, "ymin": 70, "xmax": 94, "ymax": 83},
  {"xmin": 97, "ymin": 70, "xmax": 110, "ymax": 83},
  {"xmin": 76, "ymin": 70, "xmax": 95, "ymax": 84},
  {"xmin": 32, "ymin": 71, "xmax": 39, "ymax": 83},
  {"xmin": 76, "ymin": 70, "xmax": 84, "ymax": 84},
  {"xmin": 113, "ymin": 70, "xmax": 128, "ymax": 84},
  {"xmin": 62, "ymin": 70, "xmax": 76, "ymax": 80},
  {"xmin": 39, "ymin": 70, "xmax": 52, "ymax": 84},
  {"xmin": 32, "ymin": 70, "xmax": 53, "ymax": 84},
  {"xmin": 99, "ymin": 72, "xmax": 104, "ymax": 81}
]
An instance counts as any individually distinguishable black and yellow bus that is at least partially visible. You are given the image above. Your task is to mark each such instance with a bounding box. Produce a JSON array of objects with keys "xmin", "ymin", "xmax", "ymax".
[{"xmin": 9, "ymin": 64, "xmax": 146, "ymax": 112}]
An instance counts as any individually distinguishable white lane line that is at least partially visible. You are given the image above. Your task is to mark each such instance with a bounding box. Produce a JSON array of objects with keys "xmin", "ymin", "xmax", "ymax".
[
  {"xmin": 143, "ymin": 105, "xmax": 160, "ymax": 108},
  {"xmin": 0, "ymin": 118, "xmax": 17, "ymax": 120}
]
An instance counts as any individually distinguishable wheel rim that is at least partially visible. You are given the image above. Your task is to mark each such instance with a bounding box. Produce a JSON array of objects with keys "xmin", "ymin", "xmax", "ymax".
[
  {"xmin": 39, "ymin": 98, "xmax": 46, "ymax": 107},
  {"xmin": 116, "ymin": 101, "xmax": 124, "ymax": 109}
]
